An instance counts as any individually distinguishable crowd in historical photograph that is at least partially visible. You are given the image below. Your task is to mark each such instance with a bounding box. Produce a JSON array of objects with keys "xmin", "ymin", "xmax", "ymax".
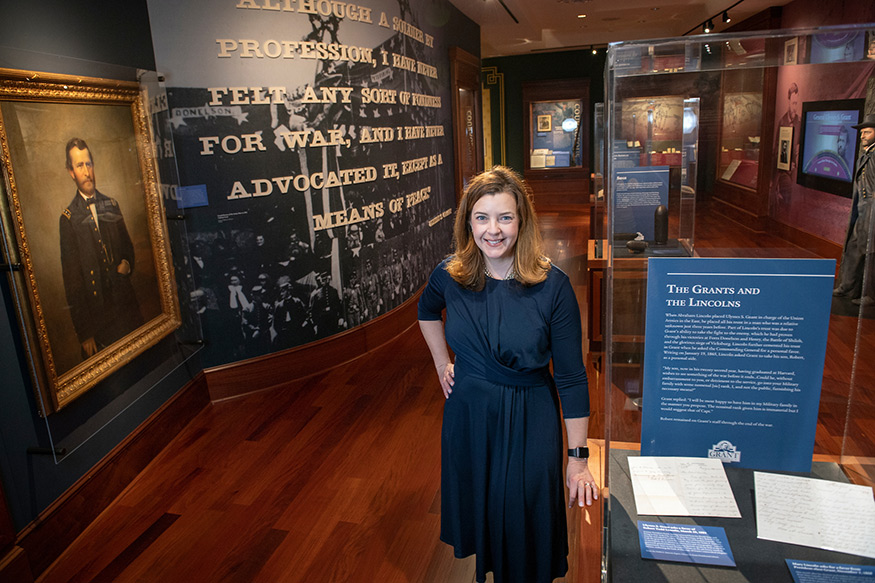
[{"xmin": 182, "ymin": 201, "xmax": 446, "ymax": 361}]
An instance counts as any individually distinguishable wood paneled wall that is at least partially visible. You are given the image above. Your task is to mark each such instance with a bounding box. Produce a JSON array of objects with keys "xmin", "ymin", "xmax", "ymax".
[{"xmin": 203, "ymin": 291, "xmax": 421, "ymax": 402}]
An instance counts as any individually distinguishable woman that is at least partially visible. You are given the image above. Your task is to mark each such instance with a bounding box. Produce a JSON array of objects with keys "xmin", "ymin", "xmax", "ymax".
[{"xmin": 418, "ymin": 166, "xmax": 596, "ymax": 583}]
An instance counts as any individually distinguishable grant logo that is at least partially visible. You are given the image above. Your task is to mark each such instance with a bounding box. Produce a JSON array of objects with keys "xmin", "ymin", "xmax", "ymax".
[{"xmin": 708, "ymin": 440, "xmax": 741, "ymax": 463}]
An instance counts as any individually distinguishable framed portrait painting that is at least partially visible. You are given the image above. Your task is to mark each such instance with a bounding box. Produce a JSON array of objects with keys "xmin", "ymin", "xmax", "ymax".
[
  {"xmin": 537, "ymin": 114, "xmax": 552, "ymax": 133},
  {"xmin": 777, "ymin": 126, "xmax": 793, "ymax": 171},
  {"xmin": 783, "ymin": 37, "xmax": 798, "ymax": 66},
  {"xmin": 0, "ymin": 68, "xmax": 180, "ymax": 413}
]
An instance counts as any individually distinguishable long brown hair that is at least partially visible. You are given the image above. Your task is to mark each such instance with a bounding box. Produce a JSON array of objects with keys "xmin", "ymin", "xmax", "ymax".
[{"xmin": 446, "ymin": 166, "xmax": 550, "ymax": 290}]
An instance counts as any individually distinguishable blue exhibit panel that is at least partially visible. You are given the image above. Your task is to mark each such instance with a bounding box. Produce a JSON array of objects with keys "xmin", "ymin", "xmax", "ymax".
[
  {"xmin": 613, "ymin": 166, "xmax": 669, "ymax": 240},
  {"xmin": 641, "ymin": 258, "xmax": 835, "ymax": 473},
  {"xmin": 787, "ymin": 559, "xmax": 875, "ymax": 582},
  {"xmin": 638, "ymin": 521, "xmax": 736, "ymax": 567}
]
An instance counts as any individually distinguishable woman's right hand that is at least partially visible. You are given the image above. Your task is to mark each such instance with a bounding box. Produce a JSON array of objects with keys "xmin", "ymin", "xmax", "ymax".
[{"xmin": 438, "ymin": 362, "xmax": 455, "ymax": 399}]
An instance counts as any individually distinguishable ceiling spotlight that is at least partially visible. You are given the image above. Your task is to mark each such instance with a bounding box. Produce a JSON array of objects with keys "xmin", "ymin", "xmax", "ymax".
[
  {"xmin": 577, "ymin": 13, "xmax": 586, "ymax": 18},
  {"xmin": 592, "ymin": 46, "xmax": 597, "ymax": 54},
  {"xmin": 722, "ymin": 11, "xmax": 731, "ymax": 23},
  {"xmin": 704, "ymin": 19, "xmax": 714, "ymax": 33}
]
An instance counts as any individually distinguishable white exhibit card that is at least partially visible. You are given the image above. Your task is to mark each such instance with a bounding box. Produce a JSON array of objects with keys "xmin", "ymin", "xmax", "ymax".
[
  {"xmin": 755, "ymin": 471, "xmax": 875, "ymax": 559},
  {"xmin": 628, "ymin": 456, "xmax": 741, "ymax": 518}
]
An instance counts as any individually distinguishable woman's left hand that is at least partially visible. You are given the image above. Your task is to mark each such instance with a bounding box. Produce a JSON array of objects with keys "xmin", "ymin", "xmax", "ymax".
[{"xmin": 566, "ymin": 458, "xmax": 598, "ymax": 508}]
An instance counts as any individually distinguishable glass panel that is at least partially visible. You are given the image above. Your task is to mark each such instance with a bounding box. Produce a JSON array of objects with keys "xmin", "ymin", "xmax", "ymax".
[
  {"xmin": 603, "ymin": 23, "xmax": 875, "ymax": 581},
  {"xmin": 619, "ymin": 96, "xmax": 684, "ymax": 167},
  {"xmin": 594, "ymin": 102, "xmax": 606, "ymax": 179},
  {"xmin": 592, "ymin": 102, "xmax": 607, "ymax": 241},
  {"xmin": 719, "ymin": 70, "xmax": 764, "ymax": 190},
  {"xmin": 680, "ymin": 97, "xmax": 700, "ymax": 243}
]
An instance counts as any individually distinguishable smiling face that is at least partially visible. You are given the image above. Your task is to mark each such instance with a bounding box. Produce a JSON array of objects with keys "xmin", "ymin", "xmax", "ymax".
[{"xmin": 469, "ymin": 191, "xmax": 519, "ymax": 273}]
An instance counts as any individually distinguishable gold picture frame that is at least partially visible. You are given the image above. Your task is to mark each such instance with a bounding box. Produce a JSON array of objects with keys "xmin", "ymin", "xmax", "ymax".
[
  {"xmin": 537, "ymin": 114, "xmax": 552, "ymax": 133},
  {"xmin": 0, "ymin": 68, "xmax": 180, "ymax": 413},
  {"xmin": 777, "ymin": 126, "xmax": 793, "ymax": 171},
  {"xmin": 783, "ymin": 37, "xmax": 798, "ymax": 66}
]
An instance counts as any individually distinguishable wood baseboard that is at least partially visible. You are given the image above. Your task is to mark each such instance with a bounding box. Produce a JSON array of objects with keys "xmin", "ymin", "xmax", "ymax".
[
  {"xmin": 0, "ymin": 546, "xmax": 33, "ymax": 583},
  {"xmin": 203, "ymin": 287, "xmax": 423, "ymax": 402},
  {"xmin": 766, "ymin": 218, "xmax": 842, "ymax": 261},
  {"xmin": 13, "ymin": 373, "xmax": 210, "ymax": 578},
  {"xmin": 711, "ymin": 198, "xmax": 769, "ymax": 232},
  {"xmin": 710, "ymin": 201, "xmax": 842, "ymax": 261}
]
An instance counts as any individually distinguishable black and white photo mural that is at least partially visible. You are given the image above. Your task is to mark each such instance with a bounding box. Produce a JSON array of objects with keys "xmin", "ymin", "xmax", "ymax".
[{"xmin": 146, "ymin": 0, "xmax": 471, "ymax": 365}]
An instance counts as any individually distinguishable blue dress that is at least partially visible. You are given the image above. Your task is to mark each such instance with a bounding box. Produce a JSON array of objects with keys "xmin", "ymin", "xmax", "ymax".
[{"xmin": 418, "ymin": 259, "xmax": 590, "ymax": 583}]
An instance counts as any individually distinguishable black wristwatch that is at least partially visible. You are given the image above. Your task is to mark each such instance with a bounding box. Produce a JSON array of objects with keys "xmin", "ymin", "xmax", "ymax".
[{"xmin": 568, "ymin": 447, "xmax": 589, "ymax": 459}]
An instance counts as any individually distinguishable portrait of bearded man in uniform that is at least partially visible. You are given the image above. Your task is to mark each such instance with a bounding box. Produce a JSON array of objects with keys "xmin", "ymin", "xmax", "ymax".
[{"xmin": 59, "ymin": 137, "xmax": 144, "ymax": 360}]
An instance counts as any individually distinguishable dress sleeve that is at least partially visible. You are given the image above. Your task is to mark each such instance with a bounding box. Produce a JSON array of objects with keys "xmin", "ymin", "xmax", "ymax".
[
  {"xmin": 417, "ymin": 262, "xmax": 448, "ymax": 321},
  {"xmin": 550, "ymin": 273, "xmax": 590, "ymax": 418}
]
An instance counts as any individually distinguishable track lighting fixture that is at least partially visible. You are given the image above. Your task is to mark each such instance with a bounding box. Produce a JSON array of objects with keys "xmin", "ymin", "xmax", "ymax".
[{"xmin": 684, "ymin": 1, "xmax": 743, "ymax": 37}]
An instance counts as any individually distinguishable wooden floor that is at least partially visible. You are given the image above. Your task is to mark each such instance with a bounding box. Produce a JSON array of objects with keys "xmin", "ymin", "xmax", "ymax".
[{"xmin": 37, "ymin": 203, "xmax": 873, "ymax": 582}]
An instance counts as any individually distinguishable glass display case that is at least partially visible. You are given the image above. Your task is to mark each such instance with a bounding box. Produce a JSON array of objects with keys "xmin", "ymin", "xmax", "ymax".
[
  {"xmin": 592, "ymin": 102, "xmax": 607, "ymax": 241},
  {"xmin": 522, "ymin": 78, "xmax": 591, "ymax": 187},
  {"xmin": 600, "ymin": 23, "xmax": 875, "ymax": 582},
  {"xmin": 529, "ymin": 97, "xmax": 585, "ymax": 168}
]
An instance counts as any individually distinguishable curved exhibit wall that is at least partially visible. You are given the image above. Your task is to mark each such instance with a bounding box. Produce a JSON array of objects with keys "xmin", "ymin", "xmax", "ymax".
[
  {"xmin": 0, "ymin": 0, "xmax": 478, "ymax": 536},
  {"xmin": 147, "ymin": 0, "xmax": 478, "ymax": 368}
]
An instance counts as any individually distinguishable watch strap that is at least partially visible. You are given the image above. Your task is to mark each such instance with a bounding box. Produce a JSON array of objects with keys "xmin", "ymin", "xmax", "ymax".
[{"xmin": 568, "ymin": 447, "xmax": 589, "ymax": 459}]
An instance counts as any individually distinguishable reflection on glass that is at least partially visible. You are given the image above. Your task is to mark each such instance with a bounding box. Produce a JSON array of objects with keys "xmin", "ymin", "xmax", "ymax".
[
  {"xmin": 719, "ymin": 92, "xmax": 763, "ymax": 189},
  {"xmin": 719, "ymin": 69, "xmax": 764, "ymax": 190},
  {"xmin": 618, "ymin": 96, "xmax": 684, "ymax": 168}
]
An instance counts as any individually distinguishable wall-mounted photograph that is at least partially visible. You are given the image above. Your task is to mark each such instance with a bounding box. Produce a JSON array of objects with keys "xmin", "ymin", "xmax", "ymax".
[
  {"xmin": 784, "ymin": 37, "xmax": 798, "ymax": 65},
  {"xmin": 777, "ymin": 126, "xmax": 793, "ymax": 171},
  {"xmin": 537, "ymin": 113, "xmax": 552, "ymax": 132},
  {"xmin": 0, "ymin": 68, "xmax": 180, "ymax": 413}
]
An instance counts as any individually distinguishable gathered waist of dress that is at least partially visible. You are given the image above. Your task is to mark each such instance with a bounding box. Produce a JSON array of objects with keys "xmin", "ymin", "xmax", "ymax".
[{"xmin": 454, "ymin": 356, "xmax": 551, "ymax": 387}]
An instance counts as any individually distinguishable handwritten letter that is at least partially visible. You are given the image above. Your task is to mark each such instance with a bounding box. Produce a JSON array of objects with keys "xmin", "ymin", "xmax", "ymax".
[
  {"xmin": 755, "ymin": 471, "xmax": 875, "ymax": 559},
  {"xmin": 629, "ymin": 456, "xmax": 741, "ymax": 518}
]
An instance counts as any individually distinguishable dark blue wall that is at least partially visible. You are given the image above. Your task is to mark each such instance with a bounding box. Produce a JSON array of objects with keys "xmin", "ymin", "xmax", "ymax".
[
  {"xmin": 0, "ymin": 1, "xmax": 193, "ymax": 530},
  {"xmin": 0, "ymin": 0, "xmax": 155, "ymax": 72}
]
